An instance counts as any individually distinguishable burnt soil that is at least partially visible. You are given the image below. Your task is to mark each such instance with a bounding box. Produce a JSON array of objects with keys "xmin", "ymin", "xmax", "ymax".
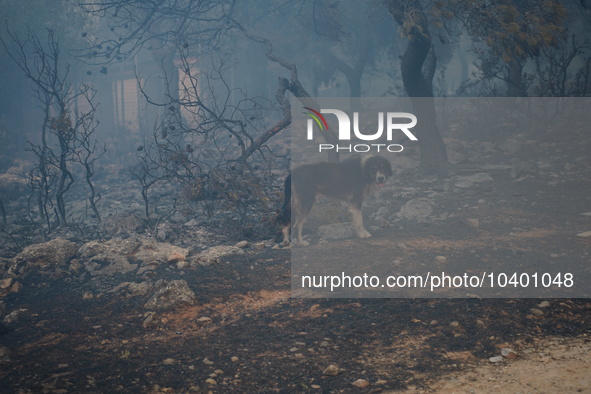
[{"xmin": 1, "ymin": 128, "xmax": 591, "ymax": 393}]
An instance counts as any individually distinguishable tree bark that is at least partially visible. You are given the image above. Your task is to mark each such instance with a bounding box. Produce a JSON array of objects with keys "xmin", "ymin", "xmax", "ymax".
[
  {"xmin": 387, "ymin": 0, "xmax": 449, "ymax": 175},
  {"xmin": 506, "ymin": 59, "xmax": 525, "ymax": 97}
]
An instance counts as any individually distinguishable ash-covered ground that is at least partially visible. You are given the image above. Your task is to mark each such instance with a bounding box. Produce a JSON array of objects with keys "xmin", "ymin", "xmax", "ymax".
[{"xmin": 1, "ymin": 126, "xmax": 590, "ymax": 393}]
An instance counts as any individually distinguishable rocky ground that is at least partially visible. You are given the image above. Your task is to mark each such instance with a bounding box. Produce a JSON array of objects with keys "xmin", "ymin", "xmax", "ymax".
[{"xmin": 0, "ymin": 122, "xmax": 590, "ymax": 392}]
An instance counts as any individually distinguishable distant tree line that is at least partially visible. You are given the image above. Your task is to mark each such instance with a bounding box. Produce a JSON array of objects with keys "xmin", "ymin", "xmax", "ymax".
[{"xmin": 1, "ymin": 0, "xmax": 589, "ymax": 236}]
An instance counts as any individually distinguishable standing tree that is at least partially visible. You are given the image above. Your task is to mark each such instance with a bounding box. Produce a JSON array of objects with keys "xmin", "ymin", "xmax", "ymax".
[
  {"xmin": 1, "ymin": 28, "xmax": 104, "ymax": 229},
  {"xmin": 450, "ymin": 0, "xmax": 567, "ymax": 96},
  {"xmin": 387, "ymin": 0, "xmax": 449, "ymax": 175},
  {"xmin": 385, "ymin": 0, "xmax": 571, "ymax": 173}
]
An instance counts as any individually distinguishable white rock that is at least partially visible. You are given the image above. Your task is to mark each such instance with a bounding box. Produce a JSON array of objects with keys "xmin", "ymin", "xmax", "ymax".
[
  {"xmin": 352, "ymin": 379, "xmax": 370, "ymax": 388},
  {"xmin": 323, "ymin": 364, "xmax": 340, "ymax": 376}
]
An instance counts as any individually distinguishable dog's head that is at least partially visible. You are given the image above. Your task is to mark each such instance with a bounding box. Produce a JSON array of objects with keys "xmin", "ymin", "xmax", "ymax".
[{"xmin": 362, "ymin": 156, "xmax": 393, "ymax": 188}]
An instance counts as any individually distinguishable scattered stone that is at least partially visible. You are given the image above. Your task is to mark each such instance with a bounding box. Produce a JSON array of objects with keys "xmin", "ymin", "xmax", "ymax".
[
  {"xmin": 203, "ymin": 357, "xmax": 214, "ymax": 365},
  {"xmin": 142, "ymin": 312, "xmax": 158, "ymax": 329},
  {"xmin": 443, "ymin": 180, "xmax": 455, "ymax": 192},
  {"xmin": 530, "ymin": 308, "xmax": 544, "ymax": 317},
  {"xmin": 235, "ymin": 240, "xmax": 250, "ymax": 248},
  {"xmin": 501, "ymin": 348, "xmax": 518, "ymax": 359},
  {"xmin": 311, "ymin": 384, "xmax": 321, "ymax": 389},
  {"xmin": 375, "ymin": 206, "xmax": 392, "ymax": 218},
  {"xmin": 78, "ymin": 238, "xmax": 140, "ymax": 260},
  {"xmin": 352, "ymin": 379, "xmax": 370, "ymax": 388},
  {"xmin": 133, "ymin": 238, "xmax": 189, "ymax": 267},
  {"xmin": 435, "ymin": 256, "xmax": 447, "ymax": 265},
  {"xmin": 205, "ymin": 378, "xmax": 216, "ymax": 386},
  {"xmin": 184, "ymin": 219, "xmax": 199, "ymax": 227},
  {"xmin": 143, "ymin": 280, "xmax": 196, "ymax": 310},
  {"xmin": 375, "ymin": 379, "xmax": 388, "ymax": 385},
  {"xmin": 466, "ymin": 218, "xmax": 480, "ymax": 229},
  {"xmin": 318, "ymin": 222, "xmax": 353, "ymax": 240},
  {"xmin": 162, "ymin": 358, "xmax": 176, "ymax": 365},
  {"xmin": 197, "ymin": 316, "xmax": 212, "ymax": 324},
  {"xmin": 0, "ymin": 170, "xmax": 27, "ymax": 196},
  {"xmin": 128, "ymin": 281, "xmax": 152, "ymax": 297},
  {"xmin": 0, "ymin": 346, "xmax": 11, "ymax": 364},
  {"xmin": 510, "ymin": 160, "xmax": 537, "ymax": 179},
  {"xmin": 253, "ymin": 241, "xmax": 268, "ymax": 249},
  {"xmin": 576, "ymin": 231, "xmax": 591, "ymax": 246},
  {"xmin": 85, "ymin": 253, "xmax": 137, "ymax": 276},
  {"xmin": 564, "ymin": 162, "xmax": 576, "ymax": 171},
  {"xmin": 176, "ymin": 260, "xmax": 189, "ymax": 269},
  {"xmin": 454, "ymin": 173, "xmax": 494, "ymax": 188},
  {"xmin": 69, "ymin": 259, "xmax": 83, "ymax": 274},
  {"xmin": 0, "ymin": 278, "xmax": 14, "ymax": 292},
  {"xmin": 489, "ymin": 356, "xmax": 503, "ymax": 363},
  {"xmin": 83, "ymin": 292, "xmax": 94, "ymax": 300},
  {"xmin": 99, "ymin": 213, "xmax": 145, "ymax": 236},
  {"xmin": 193, "ymin": 245, "xmax": 244, "ymax": 266},
  {"xmin": 156, "ymin": 222, "xmax": 177, "ymax": 242},
  {"xmin": 323, "ymin": 364, "xmax": 340, "ymax": 376},
  {"xmin": 3, "ymin": 309, "xmax": 25, "ymax": 325},
  {"xmin": 9, "ymin": 238, "xmax": 78, "ymax": 276},
  {"xmin": 538, "ymin": 301, "xmax": 551, "ymax": 308},
  {"xmin": 78, "ymin": 238, "xmax": 143, "ymax": 276},
  {"xmin": 35, "ymin": 320, "xmax": 49, "ymax": 328},
  {"xmin": 167, "ymin": 251, "xmax": 186, "ymax": 263},
  {"xmin": 397, "ymin": 198, "xmax": 433, "ymax": 222},
  {"xmin": 231, "ymin": 356, "xmax": 239, "ymax": 362}
]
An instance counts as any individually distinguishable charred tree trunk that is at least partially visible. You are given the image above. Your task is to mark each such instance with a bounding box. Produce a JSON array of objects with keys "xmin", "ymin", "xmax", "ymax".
[
  {"xmin": 333, "ymin": 38, "xmax": 371, "ymax": 107},
  {"xmin": 387, "ymin": 0, "xmax": 449, "ymax": 175},
  {"xmin": 506, "ymin": 59, "xmax": 526, "ymax": 97}
]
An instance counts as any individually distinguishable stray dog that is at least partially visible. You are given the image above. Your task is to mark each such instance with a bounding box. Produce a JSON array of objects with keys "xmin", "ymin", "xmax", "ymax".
[{"xmin": 276, "ymin": 155, "xmax": 392, "ymax": 246}]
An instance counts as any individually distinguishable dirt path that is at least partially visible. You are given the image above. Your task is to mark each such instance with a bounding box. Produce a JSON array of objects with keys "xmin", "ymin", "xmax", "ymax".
[{"xmin": 412, "ymin": 336, "xmax": 591, "ymax": 393}]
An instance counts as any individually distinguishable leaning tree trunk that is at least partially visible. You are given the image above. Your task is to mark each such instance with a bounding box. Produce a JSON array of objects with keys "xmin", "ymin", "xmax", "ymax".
[{"xmin": 387, "ymin": 0, "xmax": 449, "ymax": 176}]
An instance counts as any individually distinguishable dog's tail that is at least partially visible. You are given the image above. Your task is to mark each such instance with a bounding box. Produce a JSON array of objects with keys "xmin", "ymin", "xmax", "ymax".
[{"xmin": 275, "ymin": 174, "xmax": 291, "ymax": 243}]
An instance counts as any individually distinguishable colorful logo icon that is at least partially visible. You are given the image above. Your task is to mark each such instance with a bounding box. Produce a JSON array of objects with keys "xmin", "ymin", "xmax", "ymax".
[{"xmin": 303, "ymin": 107, "xmax": 328, "ymax": 131}]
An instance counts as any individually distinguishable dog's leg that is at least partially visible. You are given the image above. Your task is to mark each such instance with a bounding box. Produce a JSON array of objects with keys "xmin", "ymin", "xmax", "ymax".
[
  {"xmin": 281, "ymin": 225, "xmax": 290, "ymax": 246},
  {"xmin": 276, "ymin": 174, "xmax": 292, "ymax": 246},
  {"xmin": 293, "ymin": 218, "xmax": 308, "ymax": 246},
  {"xmin": 293, "ymin": 205, "xmax": 310, "ymax": 247},
  {"xmin": 349, "ymin": 204, "xmax": 371, "ymax": 238},
  {"xmin": 292, "ymin": 189, "xmax": 311, "ymax": 247}
]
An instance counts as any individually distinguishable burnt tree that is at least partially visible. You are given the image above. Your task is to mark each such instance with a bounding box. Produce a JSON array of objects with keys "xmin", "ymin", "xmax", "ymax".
[
  {"xmin": 1, "ymin": 28, "xmax": 103, "ymax": 228},
  {"xmin": 387, "ymin": 0, "xmax": 449, "ymax": 175}
]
